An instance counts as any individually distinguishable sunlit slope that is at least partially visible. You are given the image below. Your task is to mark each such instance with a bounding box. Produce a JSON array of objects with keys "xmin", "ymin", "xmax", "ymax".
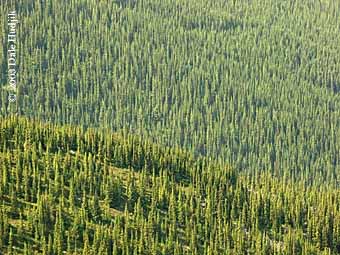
[{"xmin": 0, "ymin": 116, "xmax": 339, "ymax": 254}]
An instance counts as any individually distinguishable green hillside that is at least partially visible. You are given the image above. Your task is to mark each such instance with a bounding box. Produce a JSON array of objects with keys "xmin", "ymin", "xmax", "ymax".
[
  {"xmin": 1, "ymin": 0, "xmax": 340, "ymax": 254},
  {"xmin": 0, "ymin": 116, "xmax": 339, "ymax": 254},
  {"xmin": 1, "ymin": 0, "xmax": 339, "ymax": 183}
]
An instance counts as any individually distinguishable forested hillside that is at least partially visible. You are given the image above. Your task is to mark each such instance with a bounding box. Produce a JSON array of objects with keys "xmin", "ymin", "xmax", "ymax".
[
  {"xmin": 0, "ymin": 116, "xmax": 339, "ymax": 254},
  {"xmin": 1, "ymin": 0, "xmax": 340, "ymax": 254},
  {"xmin": 1, "ymin": 0, "xmax": 339, "ymax": 184}
]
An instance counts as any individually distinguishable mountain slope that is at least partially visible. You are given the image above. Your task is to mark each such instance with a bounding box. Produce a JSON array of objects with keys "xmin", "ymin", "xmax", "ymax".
[
  {"xmin": 1, "ymin": 0, "xmax": 339, "ymax": 183},
  {"xmin": 0, "ymin": 116, "xmax": 339, "ymax": 254}
]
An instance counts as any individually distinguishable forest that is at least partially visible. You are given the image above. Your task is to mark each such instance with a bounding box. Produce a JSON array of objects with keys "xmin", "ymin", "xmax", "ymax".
[
  {"xmin": 0, "ymin": 116, "xmax": 339, "ymax": 254},
  {"xmin": 0, "ymin": 0, "xmax": 339, "ymax": 254}
]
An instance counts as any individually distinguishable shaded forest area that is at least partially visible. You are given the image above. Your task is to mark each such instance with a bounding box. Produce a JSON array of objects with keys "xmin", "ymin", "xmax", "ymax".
[{"xmin": 0, "ymin": 0, "xmax": 339, "ymax": 184}]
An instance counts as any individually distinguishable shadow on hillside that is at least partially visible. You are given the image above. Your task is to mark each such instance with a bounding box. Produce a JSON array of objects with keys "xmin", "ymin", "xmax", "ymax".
[
  {"xmin": 330, "ymin": 81, "xmax": 339, "ymax": 94},
  {"xmin": 181, "ymin": 18, "xmax": 245, "ymax": 33},
  {"xmin": 114, "ymin": 0, "xmax": 136, "ymax": 9},
  {"xmin": 310, "ymin": 75, "xmax": 340, "ymax": 94}
]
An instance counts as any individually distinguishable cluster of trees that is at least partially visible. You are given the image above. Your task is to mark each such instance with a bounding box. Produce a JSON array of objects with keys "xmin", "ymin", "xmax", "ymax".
[
  {"xmin": 0, "ymin": 116, "xmax": 339, "ymax": 254},
  {"xmin": 1, "ymin": 0, "xmax": 339, "ymax": 184},
  {"xmin": 0, "ymin": 0, "xmax": 339, "ymax": 254}
]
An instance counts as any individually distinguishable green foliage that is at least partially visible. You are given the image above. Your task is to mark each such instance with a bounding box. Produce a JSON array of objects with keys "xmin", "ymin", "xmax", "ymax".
[
  {"xmin": 1, "ymin": 0, "xmax": 340, "ymax": 254},
  {"xmin": 0, "ymin": 116, "xmax": 338, "ymax": 254},
  {"xmin": 1, "ymin": 0, "xmax": 339, "ymax": 184}
]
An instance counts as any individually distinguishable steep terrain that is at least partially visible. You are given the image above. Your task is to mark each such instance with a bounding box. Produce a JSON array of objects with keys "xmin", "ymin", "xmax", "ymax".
[
  {"xmin": 1, "ymin": 0, "xmax": 339, "ymax": 183},
  {"xmin": 0, "ymin": 116, "xmax": 339, "ymax": 254},
  {"xmin": 1, "ymin": 1, "xmax": 340, "ymax": 254}
]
